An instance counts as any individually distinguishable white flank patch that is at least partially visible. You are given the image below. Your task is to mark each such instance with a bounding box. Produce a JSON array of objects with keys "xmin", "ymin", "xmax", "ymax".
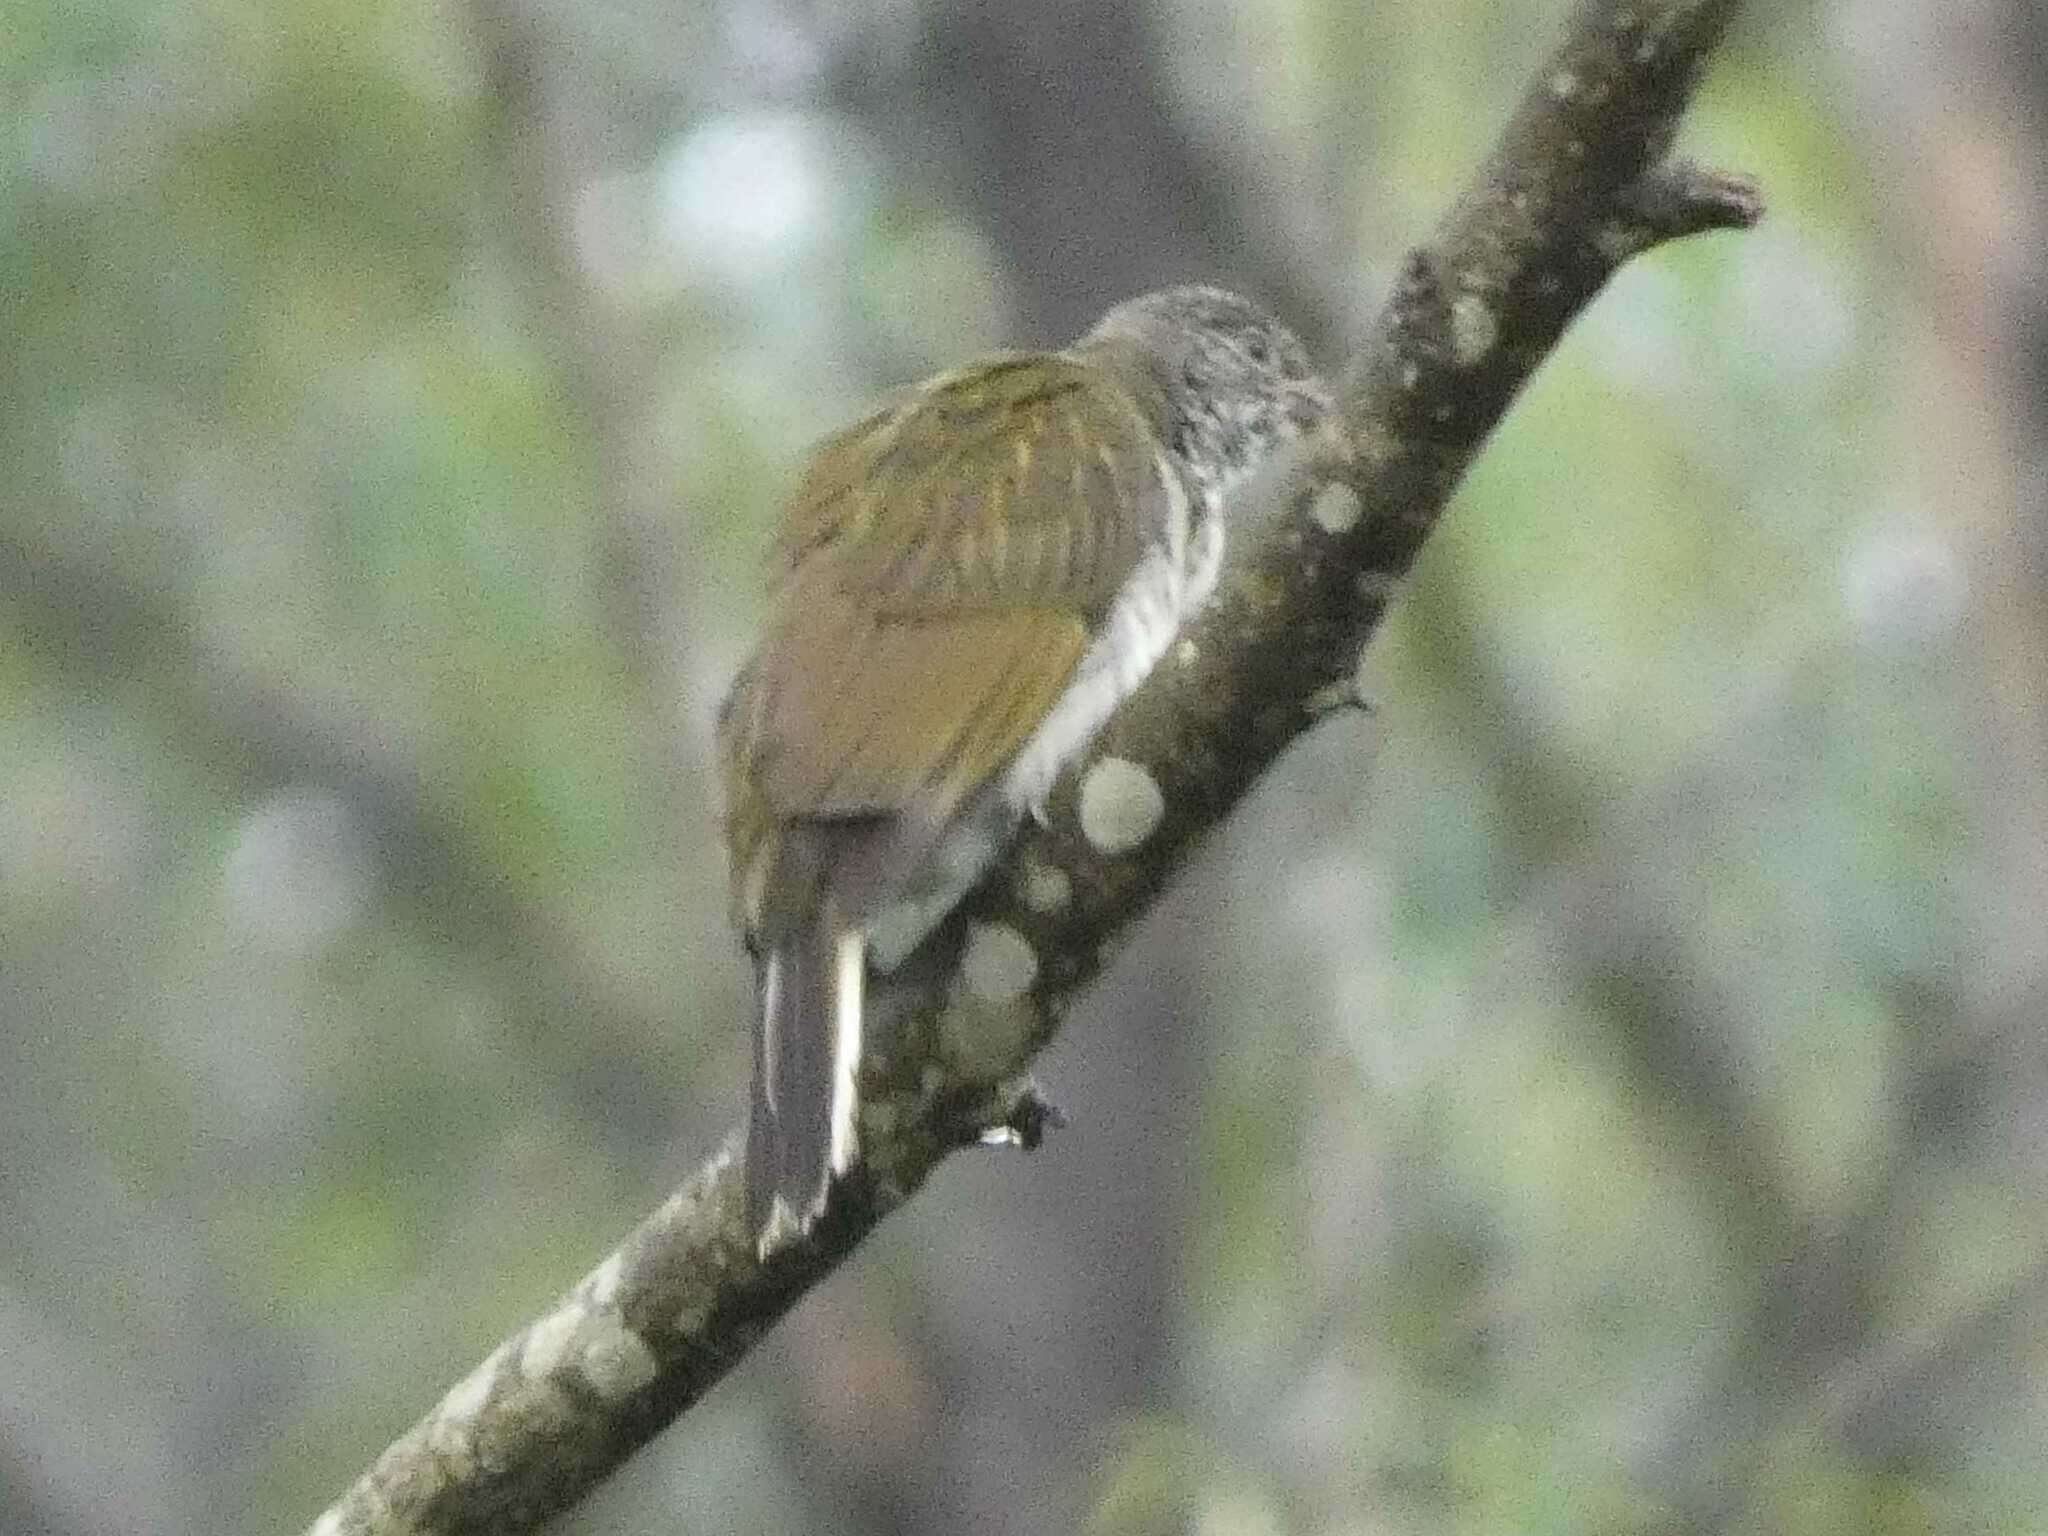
[
  {"xmin": 1002, "ymin": 453, "xmax": 1211, "ymax": 814},
  {"xmin": 1079, "ymin": 757, "xmax": 1166, "ymax": 854},
  {"xmin": 829, "ymin": 930, "xmax": 864, "ymax": 1174}
]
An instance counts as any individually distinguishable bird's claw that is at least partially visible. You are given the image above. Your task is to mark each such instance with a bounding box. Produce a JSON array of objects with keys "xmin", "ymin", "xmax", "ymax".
[{"xmin": 978, "ymin": 1082, "xmax": 1067, "ymax": 1150}]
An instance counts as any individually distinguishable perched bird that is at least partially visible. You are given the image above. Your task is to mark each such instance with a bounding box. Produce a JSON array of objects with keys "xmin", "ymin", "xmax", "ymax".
[{"xmin": 719, "ymin": 285, "xmax": 1329, "ymax": 1249}]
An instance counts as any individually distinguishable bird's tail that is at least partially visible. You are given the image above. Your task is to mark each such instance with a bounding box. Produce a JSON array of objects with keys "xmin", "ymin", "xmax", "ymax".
[{"xmin": 747, "ymin": 875, "xmax": 865, "ymax": 1254}]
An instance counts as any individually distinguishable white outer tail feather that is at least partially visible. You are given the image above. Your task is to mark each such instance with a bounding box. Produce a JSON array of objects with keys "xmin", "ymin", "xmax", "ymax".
[
  {"xmin": 755, "ymin": 924, "xmax": 865, "ymax": 1257},
  {"xmin": 829, "ymin": 930, "xmax": 864, "ymax": 1178},
  {"xmin": 758, "ymin": 952, "xmax": 782, "ymax": 1114}
]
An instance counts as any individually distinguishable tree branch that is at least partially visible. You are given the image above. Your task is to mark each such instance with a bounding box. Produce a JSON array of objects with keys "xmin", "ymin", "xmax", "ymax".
[{"xmin": 304, "ymin": 3, "xmax": 1761, "ymax": 1531}]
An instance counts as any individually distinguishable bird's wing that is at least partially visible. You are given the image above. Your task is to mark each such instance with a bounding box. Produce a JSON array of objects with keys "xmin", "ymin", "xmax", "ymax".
[
  {"xmin": 773, "ymin": 354, "xmax": 1171, "ymax": 620},
  {"xmin": 727, "ymin": 354, "xmax": 1173, "ymax": 823},
  {"xmin": 733, "ymin": 596, "xmax": 1089, "ymax": 821}
]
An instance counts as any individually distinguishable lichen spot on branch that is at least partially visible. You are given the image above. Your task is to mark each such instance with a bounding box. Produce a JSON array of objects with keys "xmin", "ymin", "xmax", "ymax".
[
  {"xmin": 962, "ymin": 921, "xmax": 1039, "ymax": 1004},
  {"xmin": 520, "ymin": 1303, "xmax": 659, "ymax": 1402},
  {"xmin": 1016, "ymin": 854, "xmax": 1073, "ymax": 914},
  {"xmin": 1079, "ymin": 757, "xmax": 1166, "ymax": 854},
  {"xmin": 439, "ymin": 1347, "xmax": 502, "ymax": 1431},
  {"xmin": 1310, "ymin": 482, "xmax": 1363, "ymax": 535},
  {"xmin": 1450, "ymin": 293, "xmax": 1499, "ymax": 368},
  {"xmin": 579, "ymin": 1317, "xmax": 660, "ymax": 1400}
]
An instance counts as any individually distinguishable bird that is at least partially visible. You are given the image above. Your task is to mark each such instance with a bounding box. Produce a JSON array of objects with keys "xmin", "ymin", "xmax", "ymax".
[{"xmin": 718, "ymin": 285, "xmax": 1329, "ymax": 1251}]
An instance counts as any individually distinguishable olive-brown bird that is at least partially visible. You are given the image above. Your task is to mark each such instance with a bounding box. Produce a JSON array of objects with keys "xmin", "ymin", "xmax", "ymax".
[{"xmin": 719, "ymin": 285, "xmax": 1328, "ymax": 1249}]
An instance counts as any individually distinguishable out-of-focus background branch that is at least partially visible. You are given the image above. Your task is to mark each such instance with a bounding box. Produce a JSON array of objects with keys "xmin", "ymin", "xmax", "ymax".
[{"xmin": 5, "ymin": 1, "xmax": 2045, "ymax": 1533}]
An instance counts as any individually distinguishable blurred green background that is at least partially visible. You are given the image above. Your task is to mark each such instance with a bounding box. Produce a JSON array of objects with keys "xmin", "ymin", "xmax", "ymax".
[{"xmin": 7, "ymin": 0, "xmax": 2048, "ymax": 1531}]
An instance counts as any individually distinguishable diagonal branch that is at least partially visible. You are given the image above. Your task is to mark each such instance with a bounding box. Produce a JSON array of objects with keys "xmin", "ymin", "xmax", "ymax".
[{"xmin": 304, "ymin": 3, "xmax": 1761, "ymax": 1532}]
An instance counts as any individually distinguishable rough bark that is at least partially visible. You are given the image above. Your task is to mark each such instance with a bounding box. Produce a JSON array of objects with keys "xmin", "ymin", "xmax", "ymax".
[{"xmin": 304, "ymin": 3, "xmax": 1762, "ymax": 1531}]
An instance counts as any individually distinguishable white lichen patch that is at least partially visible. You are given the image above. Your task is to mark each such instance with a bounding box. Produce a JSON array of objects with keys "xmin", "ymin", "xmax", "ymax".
[
  {"xmin": 1549, "ymin": 67, "xmax": 1579, "ymax": 100},
  {"xmin": 940, "ymin": 979, "xmax": 1038, "ymax": 1077},
  {"xmin": 578, "ymin": 1312, "xmax": 659, "ymax": 1400},
  {"xmin": 962, "ymin": 921, "xmax": 1039, "ymax": 1003},
  {"xmin": 514, "ymin": 1297, "xmax": 660, "ymax": 1401},
  {"xmin": 1079, "ymin": 757, "xmax": 1165, "ymax": 854},
  {"xmin": 426, "ymin": 1343, "xmax": 510, "ymax": 1468},
  {"xmin": 587, "ymin": 1250, "xmax": 626, "ymax": 1309},
  {"xmin": 1016, "ymin": 855, "xmax": 1072, "ymax": 914},
  {"xmin": 439, "ymin": 1347, "xmax": 502, "ymax": 1425},
  {"xmin": 1173, "ymin": 637, "xmax": 1198, "ymax": 668},
  {"xmin": 520, "ymin": 1306, "xmax": 584, "ymax": 1380},
  {"xmin": 1449, "ymin": 294, "xmax": 1498, "ymax": 368},
  {"xmin": 1308, "ymin": 482, "xmax": 1362, "ymax": 535}
]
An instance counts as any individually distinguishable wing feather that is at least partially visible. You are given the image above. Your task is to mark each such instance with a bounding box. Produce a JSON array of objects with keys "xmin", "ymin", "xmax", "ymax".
[
  {"xmin": 739, "ymin": 598, "xmax": 1088, "ymax": 821},
  {"xmin": 772, "ymin": 355, "xmax": 1168, "ymax": 619},
  {"xmin": 727, "ymin": 351, "xmax": 1172, "ymax": 827}
]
